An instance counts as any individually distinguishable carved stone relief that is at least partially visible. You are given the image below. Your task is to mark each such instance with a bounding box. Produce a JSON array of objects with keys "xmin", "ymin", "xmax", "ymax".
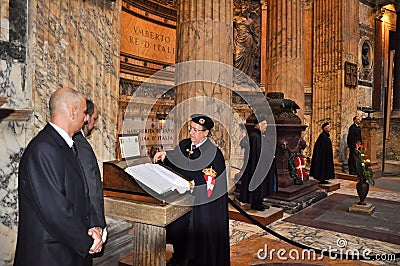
[{"xmin": 233, "ymin": 0, "xmax": 261, "ymax": 85}]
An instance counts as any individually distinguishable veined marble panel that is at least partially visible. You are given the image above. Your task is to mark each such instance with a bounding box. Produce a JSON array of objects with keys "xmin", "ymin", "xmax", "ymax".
[
  {"xmin": 357, "ymin": 85, "xmax": 373, "ymax": 113},
  {"xmin": 0, "ymin": 0, "xmax": 9, "ymax": 42},
  {"xmin": 0, "ymin": 60, "xmax": 30, "ymax": 107},
  {"xmin": 0, "ymin": 61, "xmax": 29, "ymax": 266},
  {"xmin": 0, "ymin": 59, "xmax": 29, "ymax": 266},
  {"xmin": 0, "ymin": 0, "xmax": 26, "ymax": 61},
  {"xmin": 0, "ymin": 122, "xmax": 24, "ymax": 266},
  {"xmin": 0, "ymin": 44, "xmax": 31, "ymax": 265},
  {"xmin": 0, "ymin": 49, "xmax": 31, "ymax": 266}
]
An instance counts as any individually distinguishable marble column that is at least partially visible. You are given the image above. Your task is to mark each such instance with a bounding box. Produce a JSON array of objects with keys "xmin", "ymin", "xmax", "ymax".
[
  {"xmin": 391, "ymin": 3, "xmax": 400, "ymax": 116},
  {"xmin": 373, "ymin": 11, "xmax": 384, "ymax": 113},
  {"xmin": 265, "ymin": 0, "xmax": 305, "ymax": 119},
  {"xmin": 259, "ymin": 0, "xmax": 268, "ymax": 91},
  {"xmin": 312, "ymin": 0, "xmax": 359, "ymax": 162},
  {"xmin": 175, "ymin": 0, "xmax": 233, "ymax": 158}
]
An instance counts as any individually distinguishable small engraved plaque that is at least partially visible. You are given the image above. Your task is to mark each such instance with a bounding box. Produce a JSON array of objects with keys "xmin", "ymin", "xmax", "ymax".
[{"xmin": 344, "ymin": 61, "xmax": 357, "ymax": 88}]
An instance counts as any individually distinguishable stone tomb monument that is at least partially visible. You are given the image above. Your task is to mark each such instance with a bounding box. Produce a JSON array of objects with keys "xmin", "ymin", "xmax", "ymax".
[
  {"xmin": 238, "ymin": 92, "xmax": 326, "ymax": 213},
  {"xmin": 267, "ymin": 92, "xmax": 321, "ymax": 201}
]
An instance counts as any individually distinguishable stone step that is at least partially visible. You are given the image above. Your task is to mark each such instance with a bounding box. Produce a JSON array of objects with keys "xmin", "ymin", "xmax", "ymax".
[
  {"xmin": 319, "ymin": 182, "xmax": 341, "ymax": 192},
  {"xmin": 119, "ymin": 248, "xmax": 173, "ymax": 266},
  {"xmin": 228, "ymin": 199, "xmax": 283, "ymax": 226},
  {"xmin": 270, "ymin": 179, "xmax": 320, "ymax": 201},
  {"xmin": 94, "ymin": 217, "xmax": 134, "ymax": 266},
  {"xmin": 263, "ymin": 189, "xmax": 328, "ymax": 214},
  {"xmin": 383, "ymin": 160, "xmax": 400, "ymax": 174},
  {"xmin": 336, "ymin": 172, "xmax": 358, "ymax": 181}
]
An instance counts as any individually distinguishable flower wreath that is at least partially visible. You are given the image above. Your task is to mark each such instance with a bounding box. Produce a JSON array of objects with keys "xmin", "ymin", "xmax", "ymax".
[{"xmin": 288, "ymin": 152, "xmax": 308, "ymax": 185}]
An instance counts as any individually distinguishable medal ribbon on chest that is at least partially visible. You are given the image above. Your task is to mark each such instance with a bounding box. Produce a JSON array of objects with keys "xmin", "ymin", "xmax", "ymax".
[{"xmin": 202, "ymin": 166, "xmax": 216, "ymax": 197}]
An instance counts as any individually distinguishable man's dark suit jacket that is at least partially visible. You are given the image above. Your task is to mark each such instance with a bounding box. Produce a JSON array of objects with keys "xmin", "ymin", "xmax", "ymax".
[
  {"xmin": 14, "ymin": 124, "xmax": 100, "ymax": 266},
  {"xmin": 347, "ymin": 123, "xmax": 362, "ymax": 149},
  {"xmin": 73, "ymin": 131, "xmax": 106, "ymax": 228}
]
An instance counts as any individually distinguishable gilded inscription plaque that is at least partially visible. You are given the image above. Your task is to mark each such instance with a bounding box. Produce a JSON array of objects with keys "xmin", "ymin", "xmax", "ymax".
[{"xmin": 120, "ymin": 11, "xmax": 176, "ymax": 64}]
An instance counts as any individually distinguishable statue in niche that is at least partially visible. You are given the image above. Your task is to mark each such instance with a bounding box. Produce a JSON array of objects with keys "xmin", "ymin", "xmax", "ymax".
[
  {"xmin": 359, "ymin": 40, "xmax": 373, "ymax": 81},
  {"xmin": 233, "ymin": 3, "xmax": 260, "ymax": 84},
  {"xmin": 362, "ymin": 42, "xmax": 370, "ymax": 68}
]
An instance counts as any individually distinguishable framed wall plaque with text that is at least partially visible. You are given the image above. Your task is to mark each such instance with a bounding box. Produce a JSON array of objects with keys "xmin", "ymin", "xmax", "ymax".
[
  {"xmin": 118, "ymin": 134, "xmax": 141, "ymax": 160},
  {"xmin": 344, "ymin": 61, "xmax": 357, "ymax": 88}
]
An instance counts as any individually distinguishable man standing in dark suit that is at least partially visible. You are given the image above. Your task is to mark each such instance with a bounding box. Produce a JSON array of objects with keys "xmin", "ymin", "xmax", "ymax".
[
  {"xmin": 239, "ymin": 115, "xmax": 276, "ymax": 211},
  {"xmin": 73, "ymin": 99, "xmax": 107, "ymax": 242},
  {"xmin": 14, "ymin": 88, "xmax": 103, "ymax": 266},
  {"xmin": 347, "ymin": 115, "xmax": 362, "ymax": 175}
]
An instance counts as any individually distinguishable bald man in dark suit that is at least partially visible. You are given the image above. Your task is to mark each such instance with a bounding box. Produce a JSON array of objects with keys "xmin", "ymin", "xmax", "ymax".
[{"xmin": 14, "ymin": 88, "xmax": 103, "ymax": 266}]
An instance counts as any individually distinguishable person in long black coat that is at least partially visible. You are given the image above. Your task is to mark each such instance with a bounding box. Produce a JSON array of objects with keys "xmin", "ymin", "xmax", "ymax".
[
  {"xmin": 347, "ymin": 115, "xmax": 362, "ymax": 175},
  {"xmin": 310, "ymin": 122, "xmax": 335, "ymax": 184},
  {"xmin": 73, "ymin": 100, "xmax": 107, "ymax": 241},
  {"xmin": 153, "ymin": 114, "xmax": 230, "ymax": 266},
  {"xmin": 14, "ymin": 88, "xmax": 103, "ymax": 266},
  {"xmin": 238, "ymin": 116, "xmax": 276, "ymax": 211}
]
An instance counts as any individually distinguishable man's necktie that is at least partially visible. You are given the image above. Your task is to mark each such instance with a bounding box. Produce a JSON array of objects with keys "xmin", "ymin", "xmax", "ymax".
[
  {"xmin": 72, "ymin": 143, "xmax": 78, "ymax": 156},
  {"xmin": 192, "ymin": 145, "xmax": 196, "ymax": 150}
]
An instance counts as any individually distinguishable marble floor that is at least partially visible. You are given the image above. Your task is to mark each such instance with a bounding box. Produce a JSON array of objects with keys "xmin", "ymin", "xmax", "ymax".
[{"xmin": 228, "ymin": 177, "xmax": 400, "ymax": 265}]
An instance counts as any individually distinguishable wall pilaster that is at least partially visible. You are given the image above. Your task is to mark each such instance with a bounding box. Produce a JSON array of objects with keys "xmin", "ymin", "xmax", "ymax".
[
  {"xmin": 175, "ymin": 0, "xmax": 233, "ymax": 157},
  {"xmin": 312, "ymin": 0, "xmax": 359, "ymax": 162},
  {"xmin": 265, "ymin": 0, "xmax": 305, "ymax": 119}
]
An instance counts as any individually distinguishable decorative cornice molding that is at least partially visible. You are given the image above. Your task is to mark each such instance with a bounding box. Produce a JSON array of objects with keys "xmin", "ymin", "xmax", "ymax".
[
  {"xmin": 123, "ymin": 0, "xmax": 177, "ymax": 22},
  {"xmin": 374, "ymin": 0, "xmax": 398, "ymax": 11},
  {"xmin": 374, "ymin": 6, "xmax": 386, "ymax": 19},
  {"xmin": 359, "ymin": 0, "xmax": 377, "ymax": 8}
]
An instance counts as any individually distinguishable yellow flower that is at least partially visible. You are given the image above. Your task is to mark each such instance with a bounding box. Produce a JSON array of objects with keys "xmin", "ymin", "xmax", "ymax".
[{"xmin": 354, "ymin": 143, "xmax": 375, "ymax": 186}]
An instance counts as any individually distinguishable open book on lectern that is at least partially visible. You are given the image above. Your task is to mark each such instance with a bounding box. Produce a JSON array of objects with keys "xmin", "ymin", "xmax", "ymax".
[{"xmin": 124, "ymin": 163, "xmax": 193, "ymax": 195}]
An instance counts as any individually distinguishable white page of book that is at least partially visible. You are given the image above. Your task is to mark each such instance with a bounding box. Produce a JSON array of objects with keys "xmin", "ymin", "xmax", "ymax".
[{"xmin": 125, "ymin": 163, "xmax": 189, "ymax": 194}]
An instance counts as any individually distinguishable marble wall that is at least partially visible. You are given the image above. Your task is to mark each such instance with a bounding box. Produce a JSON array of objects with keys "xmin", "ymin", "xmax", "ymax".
[
  {"xmin": 0, "ymin": 0, "xmax": 121, "ymax": 264},
  {"xmin": 0, "ymin": 0, "xmax": 9, "ymax": 42},
  {"xmin": 0, "ymin": 0, "xmax": 29, "ymax": 264}
]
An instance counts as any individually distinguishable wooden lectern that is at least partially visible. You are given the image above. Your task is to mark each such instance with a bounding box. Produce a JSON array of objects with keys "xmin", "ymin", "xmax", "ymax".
[{"xmin": 103, "ymin": 157, "xmax": 192, "ymax": 266}]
